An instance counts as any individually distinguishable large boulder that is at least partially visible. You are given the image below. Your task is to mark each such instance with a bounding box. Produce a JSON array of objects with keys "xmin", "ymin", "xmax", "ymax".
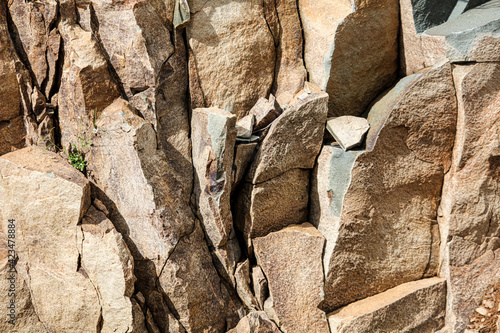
[
  {"xmin": 186, "ymin": 0, "xmax": 275, "ymax": 119},
  {"xmin": 253, "ymin": 223, "xmax": 330, "ymax": 333},
  {"xmin": 299, "ymin": 0, "xmax": 399, "ymax": 117},
  {"xmin": 310, "ymin": 61, "xmax": 457, "ymax": 311},
  {"xmin": 438, "ymin": 62, "xmax": 500, "ymax": 332}
]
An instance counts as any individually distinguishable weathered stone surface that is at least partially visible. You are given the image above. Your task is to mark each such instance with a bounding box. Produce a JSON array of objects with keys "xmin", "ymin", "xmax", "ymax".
[
  {"xmin": 326, "ymin": 116, "xmax": 370, "ymax": 151},
  {"xmin": 311, "ymin": 61, "xmax": 457, "ymax": 311},
  {"xmin": 0, "ymin": 147, "xmax": 101, "ymax": 332},
  {"xmin": 272, "ymin": 0, "xmax": 307, "ymax": 106},
  {"xmin": 187, "ymin": 0, "xmax": 275, "ymax": 119},
  {"xmin": 227, "ymin": 311, "xmax": 280, "ymax": 333},
  {"xmin": 439, "ymin": 62, "xmax": 500, "ymax": 332},
  {"xmin": 232, "ymin": 142, "xmax": 257, "ymax": 193},
  {"xmin": 158, "ymin": 221, "xmax": 239, "ymax": 333},
  {"xmin": 58, "ymin": 12, "xmax": 121, "ymax": 148},
  {"xmin": 248, "ymin": 95, "xmax": 282, "ymax": 131},
  {"xmin": 236, "ymin": 115, "xmax": 254, "ymax": 139},
  {"xmin": 247, "ymin": 90, "xmax": 328, "ymax": 183},
  {"xmin": 80, "ymin": 206, "xmax": 146, "ymax": 332},
  {"xmin": 235, "ymin": 168, "xmax": 309, "ymax": 243},
  {"xmin": 253, "ymin": 223, "xmax": 329, "ymax": 333},
  {"xmin": 400, "ymin": 0, "xmax": 500, "ymax": 75},
  {"xmin": 192, "ymin": 107, "xmax": 236, "ymax": 247},
  {"xmin": 235, "ymin": 260, "xmax": 258, "ymax": 310},
  {"xmin": 328, "ymin": 277, "xmax": 446, "ymax": 333},
  {"xmin": 299, "ymin": 0, "xmax": 399, "ymax": 117},
  {"xmin": 252, "ymin": 266, "xmax": 269, "ymax": 310}
]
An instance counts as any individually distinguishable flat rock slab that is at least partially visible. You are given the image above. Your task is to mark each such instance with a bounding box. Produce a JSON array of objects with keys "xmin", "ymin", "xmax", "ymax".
[
  {"xmin": 328, "ymin": 277, "xmax": 447, "ymax": 333},
  {"xmin": 326, "ymin": 116, "xmax": 370, "ymax": 150},
  {"xmin": 253, "ymin": 223, "xmax": 330, "ymax": 333}
]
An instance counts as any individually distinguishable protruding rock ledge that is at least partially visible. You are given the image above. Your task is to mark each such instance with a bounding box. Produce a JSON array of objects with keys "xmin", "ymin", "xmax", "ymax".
[{"xmin": 328, "ymin": 277, "xmax": 447, "ymax": 333}]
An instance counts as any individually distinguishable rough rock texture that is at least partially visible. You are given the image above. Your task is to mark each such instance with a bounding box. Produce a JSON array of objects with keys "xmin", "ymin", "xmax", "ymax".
[
  {"xmin": 326, "ymin": 116, "xmax": 370, "ymax": 151},
  {"xmin": 227, "ymin": 311, "xmax": 280, "ymax": 333},
  {"xmin": 187, "ymin": 0, "xmax": 275, "ymax": 118},
  {"xmin": 253, "ymin": 223, "xmax": 330, "ymax": 333},
  {"xmin": 438, "ymin": 62, "xmax": 500, "ymax": 332},
  {"xmin": 0, "ymin": 147, "xmax": 101, "ymax": 332},
  {"xmin": 400, "ymin": 0, "xmax": 500, "ymax": 75},
  {"xmin": 311, "ymin": 61, "xmax": 457, "ymax": 311},
  {"xmin": 299, "ymin": 0, "xmax": 399, "ymax": 117},
  {"xmin": 328, "ymin": 278, "xmax": 446, "ymax": 333}
]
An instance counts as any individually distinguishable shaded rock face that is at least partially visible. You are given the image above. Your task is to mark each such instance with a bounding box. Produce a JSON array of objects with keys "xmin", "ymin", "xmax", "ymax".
[
  {"xmin": 0, "ymin": 0, "xmax": 498, "ymax": 332},
  {"xmin": 311, "ymin": 61, "xmax": 457, "ymax": 312},
  {"xmin": 438, "ymin": 62, "xmax": 500, "ymax": 332}
]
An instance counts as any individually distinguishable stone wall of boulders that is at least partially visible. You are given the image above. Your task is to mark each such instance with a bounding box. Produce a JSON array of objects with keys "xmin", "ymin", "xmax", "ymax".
[{"xmin": 0, "ymin": 0, "xmax": 499, "ymax": 332}]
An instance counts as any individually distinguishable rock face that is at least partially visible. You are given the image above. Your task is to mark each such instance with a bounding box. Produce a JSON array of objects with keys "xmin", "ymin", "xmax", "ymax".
[
  {"xmin": 328, "ymin": 278, "xmax": 447, "ymax": 333},
  {"xmin": 400, "ymin": 0, "xmax": 500, "ymax": 75},
  {"xmin": 253, "ymin": 223, "xmax": 330, "ymax": 333},
  {"xmin": 438, "ymin": 62, "xmax": 500, "ymax": 332},
  {"xmin": 187, "ymin": 0, "xmax": 275, "ymax": 118},
  {"xmin": 299, "ymin": 0, "xmax": 399, "ymax": 117},
  {"xmin": 311, "ymin": 61, "xmax": 457, "ymax": 311}
]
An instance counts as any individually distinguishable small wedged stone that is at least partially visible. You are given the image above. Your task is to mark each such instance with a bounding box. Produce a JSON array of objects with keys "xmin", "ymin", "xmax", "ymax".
[
  {"xmin": 326, "ymin": 116, "xmax": 370, "ymax": 151},
  {"xmin": 236, "ymin": 115, "xmax": 255, "ymax": 139},
  {"xmin": 253, "ymin": 223, "xmax": 330, "ymax": 333},
  {"xmin": 252, "ymin": 266, "xmax": 269, "ymax": 310},
  {"xmin": 191, "ymin": 107, "xmax": 237, "ymax": 248},
  {"xmin": 234, "ymin": 259, "xmax": 258, "ymax": 310},
  {"xmin": 311, "ymin": 60, "xmax": 457, "ymax": 312},
  {"xmin": 232, "ymin": 142, "xmax": 257, "ymax": 193},
  {"xmin": 227, "ymin": 311, "xmax": 280, "ymax": 333},
  {"xmin": 248, "ymin": 95, "xmax": 282, "ymax": 131},
  {"xmin": 328, "ymin": 278, "xmax": 447, "ymax": 333}
]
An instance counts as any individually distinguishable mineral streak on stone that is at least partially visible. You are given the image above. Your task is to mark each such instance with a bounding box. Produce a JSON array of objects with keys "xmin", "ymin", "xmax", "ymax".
[
  {"xmin": 192, "ymin": 107, "xmax": 237, "ymax": 248},
  {"xmin": 253, "ymin": 223, "xmax": 330, "ymax": 333},
  {"xmin": 438, "ymin": 62, "xmax": 500, "ymax": 332},
  {"xmin": 299, "ymin": 0, "xmax": 399, "ymax": 117},
  {"xmin": 187, "ymin": 0, "xmax": 275, "ymax": 119},
  {"xmin": 311, "ymin": 60, "xmax": 457, "ymax": 312},
  {"xmin": 328, "ymin": 278, "xmax": 447, "ymax": 333}
]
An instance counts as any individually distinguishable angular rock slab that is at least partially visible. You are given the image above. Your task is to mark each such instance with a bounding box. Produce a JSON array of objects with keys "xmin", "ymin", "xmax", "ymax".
[
  {"xmin": 187, "ymin": 0, "xmax": 275, "ymax": 119},
  {"xmin": 310, "ymin": 61, "xmax": 457, "ymax": 311},
  {"xmin": 192, "ymin": 107, "xmax": 236, "ymax": 247},
  {"xmin": 438, "ymin": 62, "xmax": 500, "ymax": 332},
  {"xmin": 247, "ymin": 90, "xmax": 328, "ymax": 183},
  {"xmin": 235, "ymin": 168, "xmax": 309, "ymax": 244},
  {"xmin": 326, "ymin": 116, "xmax": 370, "ymax": 150},
  {"xmin": 299, "ymin": 0, "xmax": 399, "ymax": 117},
  {"xmin": 253, "ymin": 223, "xmax": 330, "ymax": 333},
  {"xmin": 248, "ymin": 95, "xmax": 282, "ymax": 131},
  {"xmin": 0, "ymin": 147, "xmax": 101, "ymax": 332},
  {"xmin": 328, "ymin": 278, "xmax": 446, "ymax": 333},
  {"xmin": 400, "ymin": 0, "xmax": 500, "ymax": 75}
]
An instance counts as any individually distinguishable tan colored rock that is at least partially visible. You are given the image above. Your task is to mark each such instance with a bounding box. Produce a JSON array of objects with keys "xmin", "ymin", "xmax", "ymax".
[
  {"xmin": 253, "ymin": 223, "xmax": 329, "ymax": 333},
  {"xmin": 299, "ymin": 0, "xmax": 399, "ymax": 117},
  {"xmin": 311, "ymin": 61, "xmax": 457, "ymax": 311},
  {"xmin": 0, "ymin": 147, "xmax": 101, "ymax": 332},
  {"xmin": 249, "ymin": 95, "xmax": 282, "ymax": 131},
  {"xmin": 235, "ymin": 260, "xmax": 258, "ymax": 310},
  {"xmin": 252, "ymin": 266, "xmax": 269, "ymax": 310},
  {"xmin": 438, "ymin": 62, "xmax": 500, "ymax": 332},
  {"xmin": 227, "ymin": 311, "xmax": 280, "ymax": 333},
  {"xmin": 158, "ymin": 221, "xmax": 239, "ymax": 333},
  {"xmin": 58, "ymin": 18, "xmax": 121, "ymax": 148},
  {"xmin": 400, "ymin": 0, "xmax": 500, "ymax": 75},
  {"xmin": 187, "ymin": 0, "xmax": 275, "ymax": 119},
  {"xmin": 247, "ymin": 90, "xmax": 328, "ymax": 183},
  {"xmin": 192, "ymin": 107, "xmax": 236, "ymax": 247},
  {"xmin": 236, "ymin": 115, "xmax": 254, "ymax": 139},
  {"xmin": 235, "ymin": 168, "xmax": 309, "ymax": 244},
  {"xmin": 272, "ymin": 0, "xmax": 307, "ymax": 106},
  {"xmin": 328, "ymin": 278, "xmax": 446, "ymax": 333},
  {"xmin": 80, "ymin": 206, "xmax": 145, "ymax": 332},
  {"xmin": 326, "ymin": 116, "xmax": 370, "ymax": 151}
]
